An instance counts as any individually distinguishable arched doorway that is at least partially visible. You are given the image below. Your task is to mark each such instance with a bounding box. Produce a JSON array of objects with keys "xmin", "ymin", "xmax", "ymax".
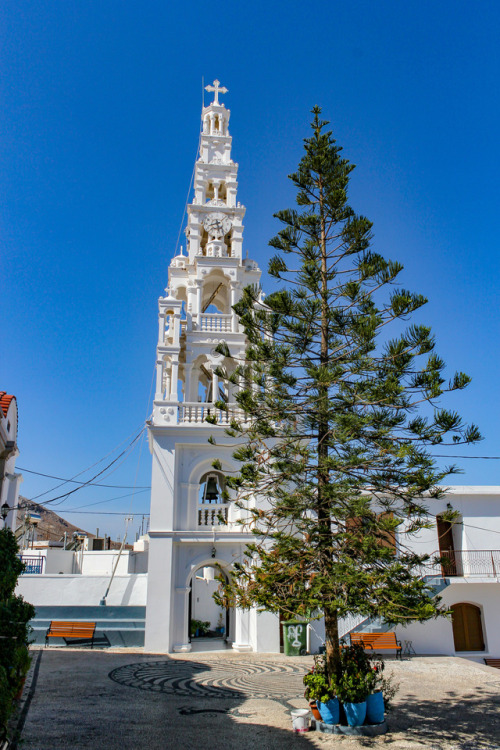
[
  {"xmin": 188, "ymin": 565, "xmax": 230, "ymax": 648},
  {"xmin": 451, "ymin": 603, "xmax": 485, "ymax": 651}
]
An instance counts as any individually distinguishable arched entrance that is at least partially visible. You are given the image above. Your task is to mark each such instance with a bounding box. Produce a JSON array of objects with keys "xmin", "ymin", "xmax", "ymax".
[
  {"xmin": 188, "ymin": 564, "xmax": 230, "ymax": 650},
  {"xmin": 451, "ymin": 603, "xmax": 485, "ymax": 651}
]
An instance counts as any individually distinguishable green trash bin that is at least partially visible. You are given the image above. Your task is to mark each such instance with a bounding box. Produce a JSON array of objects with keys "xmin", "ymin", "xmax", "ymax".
[{"xmin": 282, "ymin": 620, "xmax": 308, "ymax": 656}]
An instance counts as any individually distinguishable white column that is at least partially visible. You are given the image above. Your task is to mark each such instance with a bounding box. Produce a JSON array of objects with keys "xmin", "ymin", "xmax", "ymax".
[
  {"xmin": 230, "ymin": 283, "xmax": 239, "ymax": 332},
  {"xmin": 170, "ymin": 360, "xmax": 179, "ymax": 401},
  {"xmin": 196, "ymin": 281, "xmax": 203, "ymax": 326},
  {"xmin": 172, "ymin": 313, "xmax": 181, "ymax": 346},
  {"xmin": 232, "ymin": 608, "xmax": 252, "ymax": 652},
  {"xmin": 158, "ymin": 312, "xmax": 165, "ymax": 344},
  {"xmin": 172, "ymin": 586, "xmax": 193, "ymax": 653},
  {"xmin": 212, "ymin": 370, "xmax": 219, "ymax": 404},
  {"xmin": 155, "ymin": 360, "xmax": 164, "ymax": 399},
  {"xmin": 184, "ymin": 364, "xmax": 193, "ymax": 402}
]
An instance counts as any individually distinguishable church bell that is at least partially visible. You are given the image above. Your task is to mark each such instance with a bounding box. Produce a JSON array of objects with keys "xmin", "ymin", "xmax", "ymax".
[{"xmin": 204, "ymin": 475, "xmax": 219, "ymax": 502}]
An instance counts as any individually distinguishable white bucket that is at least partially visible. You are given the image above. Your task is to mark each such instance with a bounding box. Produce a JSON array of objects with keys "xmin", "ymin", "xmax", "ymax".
[{"xmin": 291, "ymin": 708, "xmax": 310, "ymax": 733}]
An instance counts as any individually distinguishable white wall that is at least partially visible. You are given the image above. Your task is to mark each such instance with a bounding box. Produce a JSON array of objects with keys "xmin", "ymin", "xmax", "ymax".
[
  {"xmin": 16, "ymin": 573, "xmax": 148, "ymax": 606},
  {"xmin": 395, "ymin": 581, "xmax": 500, "ymax": 658},
  {"xmin": 400, "ymin": 487, "xmax": 500, "ymax": 557}
]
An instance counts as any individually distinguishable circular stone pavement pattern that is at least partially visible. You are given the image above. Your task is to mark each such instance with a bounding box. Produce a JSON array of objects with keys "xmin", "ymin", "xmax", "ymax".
[{"xmin": 109, "ymin": 659, "xmax": 308, "ymax": 699}]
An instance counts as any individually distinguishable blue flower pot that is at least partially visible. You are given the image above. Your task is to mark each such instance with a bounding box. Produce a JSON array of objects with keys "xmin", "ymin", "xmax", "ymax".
[
  {"xmin": 317, "ymin": 698, "xmax": 340, "ymax": 725},
  {"xmin": 366, "ymin": 691, "xmax": 385, "ymax": 724},
  {"xmin": 343, "ymin": 701, "xmax": 367, "ymax": 727}
]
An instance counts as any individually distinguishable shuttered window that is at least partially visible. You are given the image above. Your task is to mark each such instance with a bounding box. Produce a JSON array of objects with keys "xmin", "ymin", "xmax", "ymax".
[{"xmin": 451, "ymin": 603, "xmax": 485, "ymax": 652}]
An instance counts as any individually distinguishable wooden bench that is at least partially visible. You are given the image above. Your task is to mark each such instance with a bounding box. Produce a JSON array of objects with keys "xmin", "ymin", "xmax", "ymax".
[
  {"xmin": 350, "ymin": 632, "xmax": 402, "ymax": 659},
  {"xmin": 484, "ymin": 659, "xmax": 500, "ymax": 670},
  {"xmin": 45, "ymin": 621, "xmax": 96, "ymax": 648}
]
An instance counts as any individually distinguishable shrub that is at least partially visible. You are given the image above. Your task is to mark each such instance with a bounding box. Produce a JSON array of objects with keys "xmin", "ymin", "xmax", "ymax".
[{"xmin": 0, "ymin": 529, "xmax": 35, "ymax": 742}]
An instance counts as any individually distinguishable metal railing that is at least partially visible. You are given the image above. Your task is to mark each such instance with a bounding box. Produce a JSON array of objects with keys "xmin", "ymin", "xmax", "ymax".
[
  {"xmin": 198, "ymin": 504, "xmax": 229, "ymax": 527},
  {"xmin": 425, "ymin": 550, "xmax": 500, "ymax": 578},
  {"xmin": 20, "ymin": 556, "xmax": 45, "ymax": 574}
]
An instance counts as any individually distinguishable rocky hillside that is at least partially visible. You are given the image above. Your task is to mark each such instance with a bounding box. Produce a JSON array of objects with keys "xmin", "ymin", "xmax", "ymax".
[{"xmin": 17, "ymin": 496, "xmax": 93, "ymax": 543}]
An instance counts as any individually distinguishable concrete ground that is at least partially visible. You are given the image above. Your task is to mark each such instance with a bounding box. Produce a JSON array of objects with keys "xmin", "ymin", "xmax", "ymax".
[{"xmin": 15, "ymin": 649, "xmax": 500, "ymax": 750}]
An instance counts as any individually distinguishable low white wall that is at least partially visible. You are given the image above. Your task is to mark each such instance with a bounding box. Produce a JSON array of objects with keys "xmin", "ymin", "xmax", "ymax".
[
  {"xmin": 81, "ymin": 550, "xmax": 148, "ymax": 576},
  {"xmin": 16, "ymin": 573, "xmax": 148, "ymax": 607},
  {"xmin": 21, "ymin": 549, "xmax": 75, "ymax": 574}
]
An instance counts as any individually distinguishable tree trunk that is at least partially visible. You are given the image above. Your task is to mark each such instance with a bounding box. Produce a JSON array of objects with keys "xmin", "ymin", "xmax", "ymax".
[{"xmin": 324, "ymin": 605, "xmax": 341, "ymax": 680}]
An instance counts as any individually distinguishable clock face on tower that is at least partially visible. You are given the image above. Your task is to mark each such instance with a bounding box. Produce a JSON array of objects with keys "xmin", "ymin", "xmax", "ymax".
[{"xmin": 203, "ymin": 212, "xmax": 232, "ymax": 239}]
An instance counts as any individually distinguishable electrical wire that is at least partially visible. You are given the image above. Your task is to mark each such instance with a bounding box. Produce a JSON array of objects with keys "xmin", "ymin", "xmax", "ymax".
[
  {"xmin": 18, "ymin": 467, "xmax": 149, "ymax": 489},
  {"xmin": 28, "ymin": 423, "xmax": 148, "ymax": 501},
  {"xmin": 33, "ymin": 428, "xmax": 145, "ymax": 507},
  {"xmin": 431, "ymin": 455, "xmax": 500, "ymax": 460}
]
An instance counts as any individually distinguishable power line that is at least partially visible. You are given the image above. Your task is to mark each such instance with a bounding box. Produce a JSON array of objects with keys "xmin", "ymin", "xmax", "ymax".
[
  {"xmin": 28, "ymin": 423, "xmax": 148, "ymax": 501},
  {"xmin": 432, "ymin": 455, "xmax": 500, "ymax": 460},
  {"xmin": 18, "ymin": 467, "xmax": 150, "ymax": 489},
  {"xmin": 56, "ymin": 510, "xmax": 150, "ymax": 516},
  {"xmin": 34, "ymin": 428, "xmax": 145, "ymax": 507}
]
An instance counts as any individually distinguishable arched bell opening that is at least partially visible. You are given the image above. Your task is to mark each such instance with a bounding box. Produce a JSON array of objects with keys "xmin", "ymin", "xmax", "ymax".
[
  {"xmin": 201, "ymin": 274, "xmax": 229, "ymax": 314},
  {"xmin": 198, "ymin": 471, "xmax": 228, "ymax": 526}
]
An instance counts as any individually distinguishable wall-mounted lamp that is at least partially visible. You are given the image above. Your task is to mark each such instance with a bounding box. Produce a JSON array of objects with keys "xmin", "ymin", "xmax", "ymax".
[{"xmin": 1, "ymin": 503, "xmax": 10, "ymax": 526}]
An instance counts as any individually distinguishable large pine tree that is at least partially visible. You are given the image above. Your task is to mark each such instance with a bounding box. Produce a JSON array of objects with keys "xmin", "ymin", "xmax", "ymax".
[{"xmin": 213, "ymin": 108, "xmax": 480, "ymax": 679}]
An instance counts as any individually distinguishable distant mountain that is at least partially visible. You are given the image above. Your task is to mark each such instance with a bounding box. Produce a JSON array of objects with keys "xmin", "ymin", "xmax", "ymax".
[{"xmin": 17, "ymin": 496, "xmax": 93, "ymax": 543}]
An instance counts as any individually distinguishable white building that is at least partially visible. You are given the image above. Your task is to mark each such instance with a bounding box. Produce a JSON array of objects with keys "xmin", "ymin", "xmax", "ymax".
[
  {"xmin": 144, "ymin": 80, "xmax": 279, "ymax": 654},
  {"xmin": 0, "ymin": 391, "xmax": 22, "ymax": 532},
  {"xmin": 389, "ymin": 487, "xmax": 500, "ymax": 662}
]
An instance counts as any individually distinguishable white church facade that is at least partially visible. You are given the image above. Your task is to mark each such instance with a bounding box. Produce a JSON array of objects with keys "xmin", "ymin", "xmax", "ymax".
[
  {"xmin": 144, "ymin": 80, "xmax": 280, "ymax": 653},
  {"xmin": 15, "ymin": 82, "xmax": 500, "ymax": 663}
]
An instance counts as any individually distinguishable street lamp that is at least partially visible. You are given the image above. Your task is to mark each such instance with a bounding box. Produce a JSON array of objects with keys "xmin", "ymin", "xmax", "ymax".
[{"xmin": 1, "ymin": 503, "xmax": 10, "ymax": 527}]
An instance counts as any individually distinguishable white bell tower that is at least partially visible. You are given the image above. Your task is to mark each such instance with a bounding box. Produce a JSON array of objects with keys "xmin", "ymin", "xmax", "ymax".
[{"xmin": 145, "ymin": 81, "xmax": 280, "ymax": 654}]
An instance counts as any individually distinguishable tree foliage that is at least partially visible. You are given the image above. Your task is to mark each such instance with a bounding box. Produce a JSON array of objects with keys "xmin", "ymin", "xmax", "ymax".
[
  {"xmin": 213, "ymin": 107, "xmax": 480, "ymax": 679},
  {"xmin": 0, "ymin": 528, "xmax": 35, "ymax": 741}
]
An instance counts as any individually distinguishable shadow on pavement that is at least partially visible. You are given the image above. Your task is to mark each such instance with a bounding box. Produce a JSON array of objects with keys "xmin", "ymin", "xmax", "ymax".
[{"xmin": 19, "ymin": 650, "xmax": 315, "ymax": 750}]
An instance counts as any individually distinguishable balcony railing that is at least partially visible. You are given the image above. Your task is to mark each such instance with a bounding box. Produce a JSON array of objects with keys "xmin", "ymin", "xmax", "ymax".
[
  {"xmin": 20, "ymin": 556, "xmax": 45, "ymax": 574},
  {"xmin": 179, "ymin": 403, "xmax": 244, "ymax": 425},
  {"xmin": 198, "ymin": 504, "xmax": 229, "ymax": 527},
  {"xmin": 199, "ymin": 313, "xmax": 232, "ymax": 333},
  {"xmin": 425, "ymin": 550, "xmax": 500, "ymax": 578}
]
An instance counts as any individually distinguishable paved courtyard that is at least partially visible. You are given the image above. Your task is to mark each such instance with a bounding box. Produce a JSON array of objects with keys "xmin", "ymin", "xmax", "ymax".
[{"xmin": 14, "ymin": 649, "xmax": 500, "ymax": 749}]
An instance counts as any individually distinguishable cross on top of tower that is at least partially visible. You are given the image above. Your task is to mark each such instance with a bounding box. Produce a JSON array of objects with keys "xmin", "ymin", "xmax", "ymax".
[{"xmin": 205, "ymin": 79, "xmax": 228, "ymax": 106}]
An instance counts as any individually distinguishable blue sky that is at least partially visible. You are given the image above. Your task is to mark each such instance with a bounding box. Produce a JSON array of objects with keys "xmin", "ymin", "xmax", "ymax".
[{"xmin": 2, "ymin": 1, "xmax": 499, "ymax": 540}]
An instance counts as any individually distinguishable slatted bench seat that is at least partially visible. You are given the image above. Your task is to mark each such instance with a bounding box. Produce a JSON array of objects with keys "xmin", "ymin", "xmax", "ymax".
[
  {"xmin": 45, "ymin": 621, "xmax": 96, "ymax": 648},
  {"xmin": 350, "ymin": 631, "xmax": 402, "ymax": 659},
  {"xmin": 484, "ymin": 659, "xmax": 500, "ymax": 670}
]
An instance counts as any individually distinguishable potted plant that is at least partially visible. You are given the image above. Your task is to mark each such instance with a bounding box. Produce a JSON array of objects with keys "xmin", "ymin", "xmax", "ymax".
[
  {"xmin": 303, "ymin": 655, "xmax": 339, "ymax": 725},
  {"xmin": 216, "ymin": 612, "xmax": 225, "ymax": 636},
  {"xmin": 365, "ymin": 658, "xmax": 385, "ymax": 724},
  {"xmin": 365, "ymin": 657, "xmax": 399, "ymax": 723},
  {"xmin": 331, "ymin": 642, "xmax": 374, "ymax": 727},
  {"xmin": 190, "ymin": 619, "xmax": 211, "ymax": 637}
]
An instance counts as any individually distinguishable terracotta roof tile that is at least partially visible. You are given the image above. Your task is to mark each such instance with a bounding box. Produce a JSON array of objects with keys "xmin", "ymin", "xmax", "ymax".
[{"xmin": 0, "ymin": 392, "xmax": 16, "ymax": 417}]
